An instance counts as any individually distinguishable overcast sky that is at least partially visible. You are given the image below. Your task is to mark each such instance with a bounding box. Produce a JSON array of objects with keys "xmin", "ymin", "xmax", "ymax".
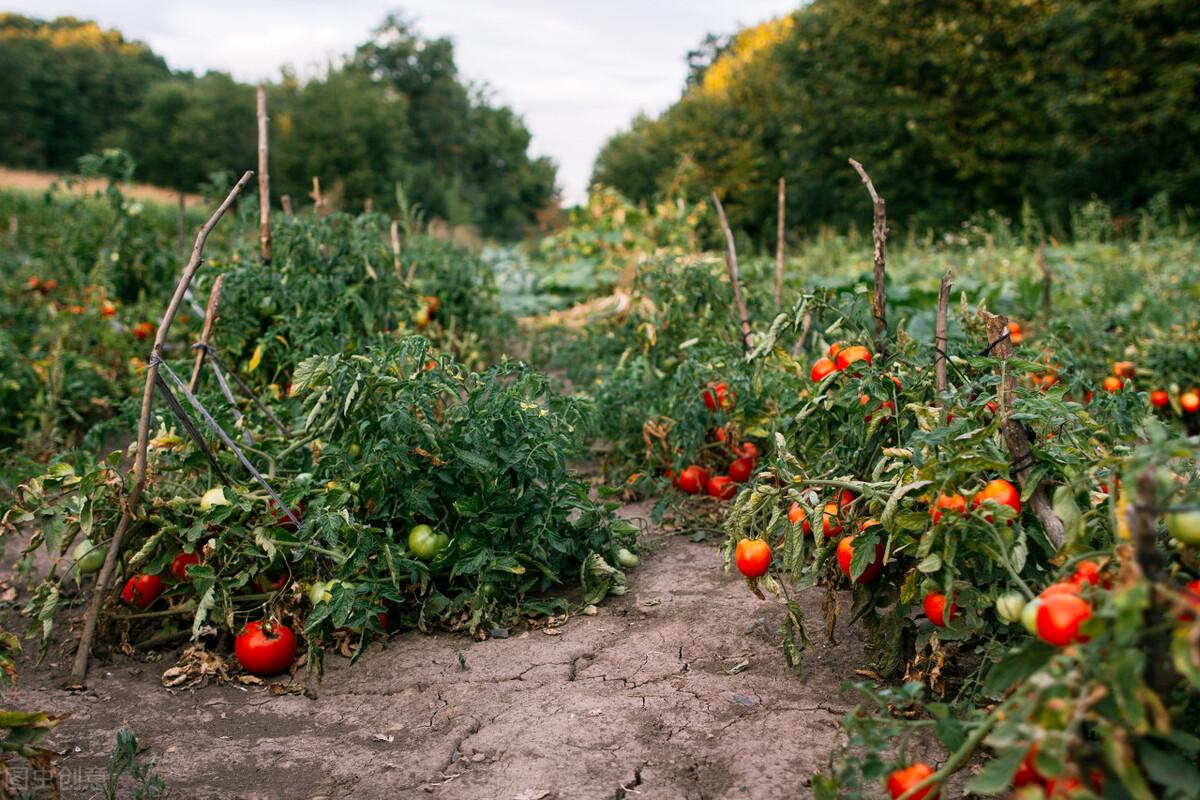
[{"xmin": 9, "ymin": 1, "xmax": 797, "ymax": 204}]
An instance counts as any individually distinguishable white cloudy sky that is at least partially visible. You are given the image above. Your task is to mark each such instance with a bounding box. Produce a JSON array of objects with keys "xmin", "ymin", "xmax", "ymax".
[{"xmin": 9, "ymin": 1, "xmax": 798, "ymax": 204}]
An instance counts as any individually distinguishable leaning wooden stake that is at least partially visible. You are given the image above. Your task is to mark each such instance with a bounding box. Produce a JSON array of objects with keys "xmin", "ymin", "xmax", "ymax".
[
  {"xmin": 256, "ymin": 86, "xmax": 272, "ymax": 264},
  {"xmin": 935, "ymin": 270, "xmax": 953, "ymax": 396},
  {"xmin": 849, "ymin": 158, "xmax": 888, "ymax": 354},
  {"xmin": 981, "ymin": 310, "xmax": 1065, "ymax": 549},
  {"xmin": 1037, "ymin": 243, "xmax": 1051, "ymax": 315},
  {"xmin": 188, "ymin": 274, "xmax": 225, "ymax": 392},
  {"xmin": 68, "ymin": 171, "xmax": 254, "ymax": 688},
  {"xmin": 710, "ymin": 191, "xmax": 752, "ymax": 351},
  {"xmin": 390, "ymin": 220, "xmax": 402, "ymax": 277},
  {"xmin": 1127, "ymin": 468, "xmax": 1176, "ymax": 694},
  {"xmin": 775, "ymin": 177, "xmax": 785, "ymax": 313}
]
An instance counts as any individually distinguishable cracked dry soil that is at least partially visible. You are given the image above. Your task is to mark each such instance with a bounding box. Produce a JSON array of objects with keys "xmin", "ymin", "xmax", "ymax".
[{"xmin": 9, "ymin": 505, "xmax": 868, "ymax": 800}]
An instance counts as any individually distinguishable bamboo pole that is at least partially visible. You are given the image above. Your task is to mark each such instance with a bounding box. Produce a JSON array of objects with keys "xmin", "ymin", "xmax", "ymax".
[
  {"xmin": 256, "ymin": 85, "xmax": 272, "ymax": 265},
  {"xmin": 68, "ymin": 171, "xmax": 254, "ymax": 688}
]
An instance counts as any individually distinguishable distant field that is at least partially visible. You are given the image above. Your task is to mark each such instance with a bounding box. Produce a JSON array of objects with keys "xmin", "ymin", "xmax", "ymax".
[{"xmin": 0, "ymin": 166, "xmax": 199, "ymax": 206}]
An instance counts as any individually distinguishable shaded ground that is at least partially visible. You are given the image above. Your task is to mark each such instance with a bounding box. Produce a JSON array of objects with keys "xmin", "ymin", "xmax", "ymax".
[{"xmin": 6, "ymin": 505, "xmax": 869, "ymax": 800}]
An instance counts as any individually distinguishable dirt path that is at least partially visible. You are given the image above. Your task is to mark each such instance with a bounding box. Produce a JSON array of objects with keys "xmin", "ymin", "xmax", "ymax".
[
  {"xmin": 7, "ymin": 509, "xmax": 866, "ymax": 800},
  {"xmin": 0, "ymin": 167, "xmax": 199, "ymax": 207}
]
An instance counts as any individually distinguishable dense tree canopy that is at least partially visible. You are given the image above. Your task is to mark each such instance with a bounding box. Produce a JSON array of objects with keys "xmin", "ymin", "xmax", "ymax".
[
  {"xmin": 0, "ymin": 14, "xmax": 558, "ymax": 239},
  {"xmin": 593, "ymin": 0, "xmax": 1200, "ymax": 239}
]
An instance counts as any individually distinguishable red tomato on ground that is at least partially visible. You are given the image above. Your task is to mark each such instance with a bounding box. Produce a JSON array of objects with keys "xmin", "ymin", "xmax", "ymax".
[
  {"xmin": 837, "ymin": 535, "xmax": 883, "ymax": 584},
  {"xmin": 1037, "ymin": 594, "xmax": 1092, "ymax": 646},
  {"xmin": 923, "ymin": 593, "xmax": 958, "ymax": 627},
  {"xmin": 121, "ymin": 574, "xmax": 165, "ymax": 609},
  {"xmin": 234, "ymin": 620, "xmax": 297, "ymax": 676},
  {"xmin": 706, "ymin": 475, "xmax": 736, "ymax": 500},
  {"xmin": 734, "ymin": 539, "xmax": 771, "ymax": 578},
  {"xmin": 674, "ymin": 465, "xmax": 708, "ymax": 495},
  {"xmin": 170, "ymin": 552, "xmax": 200, "ymax": 581},
  {"xmin": 811, "ymin": 357, "xmax": 837, "ymax": 382},
  {"xmin": 929, "ymin": 492, "xmax": 967, "ymax": 524},
  {"xmin": 835, "ymin": 345, "xmax": 873, "ymax": 372},
  {"xmin": 728, "ymin": 457, "xmax": 755, "ymax": 483},
  {"xmin": 1150, "ymin": 390, "xmax": 1169, "ymax": 408},
  {"xmin": 887, "ymin": 763, "xmax": 938, "ymax": 800},
  {"xmin": 972, "ymin": 479, "xmax": 1021, "ymax": 522}
]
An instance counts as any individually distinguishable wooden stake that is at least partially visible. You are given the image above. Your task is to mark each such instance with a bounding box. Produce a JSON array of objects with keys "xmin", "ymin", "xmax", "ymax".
[
  {"xmin": 280, "ymin": 194, "xmax": 293, "ymax": 217},
  {"xmin": 710, "ymin": 191, "xmax": 752, "ymax": 351},
  {"xmin": 848, "ymin": 159, "xmax": 888, "ymax": 354},
  {"xmin": 1128, "ymin": 468, "xmax": 1176, "ymax": 694},
  {"xmin": 189, "ymin": 275, "xmax": 225, "ymax": 392},
  {"xmin": 390, "ymin": 220, "xmax": 402, "ymax": 277},
  {"xmin": 364, "ymin": 197, "xmax": 374, "ymax": 214},
  {"xmin": 1037, "ymin": 243, "xmax": 1051, "ymax": 315},
  {"xmin": 981, "ymin": 310, "xmax": 1065, "ymax": 549},
  {"xmin": 68, "ymin": 170, "xmax": 254, "ymax": 688},
  {"xmin": 176, "ymin": 191, "xmax": 186, "ymax": 260},
  {"xmin": 775, "ymin": 177, "xmax": 785, "ymax": 313},
  {"xmin": 935, "ymin": 270, "xmax": 952, "ymax": 396},
  {"xmin": 310, "ymin": 177, "xmax": 325, "ymax": 217},
  {"xmin": 256, "ymin": 85, "xmax": 272, "ymax": 265}
]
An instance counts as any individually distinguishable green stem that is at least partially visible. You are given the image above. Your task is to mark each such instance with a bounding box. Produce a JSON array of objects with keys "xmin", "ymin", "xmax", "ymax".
[
  {"xmin": 989, "ymin": 524, "xmax": 1036, "ymax": 600},
  {"xmin": 266, "ymin": 538, "xmax": 345, "ymax": 562}
]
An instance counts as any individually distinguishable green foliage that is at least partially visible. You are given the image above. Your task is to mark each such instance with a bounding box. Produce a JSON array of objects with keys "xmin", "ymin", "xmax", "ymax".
[
  {"xmin": 594, "ymin": 0, "xmax": 1200, "ymax": 239},
  {"xmin": 105, "ymin": 728, "xmax": 167, "ymax": 800}
]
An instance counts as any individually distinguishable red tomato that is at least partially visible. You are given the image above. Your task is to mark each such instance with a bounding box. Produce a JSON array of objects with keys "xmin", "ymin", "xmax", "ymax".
[
  {"xmin": 828, "ymin": 342, "xmax": 845, "ymax": 359},
  {"xmin": 923, "ymin": 593, "xmax": 958, "ymax": 627},
  {"xmin": 788, "ymin": 503, "xmax": 807, "ymax": 527},
  {"xmin": 1045, "ymin": 777, "xmax": 1082, "ymax": 798},
  {"xmin": 1112, "ymin": 361, "xmax": 1135, "ymax": 378},
  {"xmin": 234, "ymin": 620, "xmax": 297, "ymax": 676},
  {"xmin": 737, "ymin": 442, "xmax": 760, "ymax": 461},
  {"xmin": 1150, "ymin": 390, "xmax": 1169, "ymax": 408},
  {"xmin": 818, "ymin": 502, "xmax": 842, "ymax": 537},
  {"xmin": 1179, "ymin": 579, "xmax": 1200, "ymax": 622},
  {"xmin": 728, "ymin": 456, "xmax": 755, "ymax": 483},
  {"xmin": 257, "ymin": 571, "xmax": 288, "ymax": 592},
  {"xmin": 837, "ymin": 535, "xmax": 883, "ymax": 584},
  {"xmin": 1102, "ymin": 376, "xmax": 1123, "ymax": 393},
  {"xmin": 703, "ymin": 382, "xmax": 730, "ymax": 411},
  {"xmin": 270, "ymin": 499, "xmax": 304, "ymax": 531},
  {"xmin": 674, "ymin": 465, "xmax": 708, "ymax": 495},
  {"xmin": 100, "ymin": 300, "xmax": 116, "ymax": 317},
  {"xmin": 1183, "ymin": 391, "xmax": 1200, "ymax": 414},
  {"xmin": 1070, "ymin": 560, "xmax": 1104, "ymax": 588},
  {"xmin": 1037, "ymin": 594, "xmax": 1092, "ymax": 646},
  {"xmin": 121, "ymin": 574, "xmax": 165, "ymax": 609},
  {"xmin": 170, "ymin": 552, "xmax": 200, "ymax": 581},
  {"xmin": 836, "ymin": 489, "xmax": 856, "ymax": 511},
  {"xmin": 836, "ymin": 345, "xmax": 873, "ymax": 372},
  {"xmin": 707, "ymin": 475, "xmax": 736, "ymax": 500},
  {"xmin": 972, "ymin": 479, "xmax": 1021, "ymax": 523},
  {"xmin": 735, "ymin": 539, "xmax": 771, "ymax": 578},
  {"xmin": 929, "ymin": 492, "xmax": 967, "ymax": 524},
  {"xmin": 1041, "ymin": 581, "xmax": 1080, "ymax": 598},
  {"xmin": 886, "ymin": 763, "xmax": 938, "ymax": 800},
  {"xmin": 811, "ymin": 357, "xmax": 837, "ymax": 382},
  {"xmin": 1012, "ymin": 744, "xmax": 1042, "ymax": 787},
  {"xmin": 133, "ymin": 321, "xmax": 153, "ymax": 340}
]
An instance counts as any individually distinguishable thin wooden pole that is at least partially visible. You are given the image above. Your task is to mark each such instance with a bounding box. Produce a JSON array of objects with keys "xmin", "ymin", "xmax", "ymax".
[
  {"xmin": 935, "ymin": 270, "xmax": 952, "ymax": 397},
  {"xmin": 710, "ymin": 191, "xmax": 752, "ymax": 351},
  {"xmin": 280, "ymin": 195, "xmax": 293, "ymax": 217},
  {"xmin": 848, "ymin": 158, "xmax": 888, "ymax": 354},
  {"xmin": 256, "ymin": 85, "xmax": 272, "ymax": 265},
  {"xmin": 68, "ymin": 171, "xmax": 253, "ymax": 688},
  {"xmin": 189, "ymin": 275, "xmax": 225, "ymax": 392},
  {"xmin": 775, "ymin": 177, "xmax": 785, "ymax": 313},
  {"xmin": 390, "ymin": 220, "xmax": 402, "ymax": 277}
]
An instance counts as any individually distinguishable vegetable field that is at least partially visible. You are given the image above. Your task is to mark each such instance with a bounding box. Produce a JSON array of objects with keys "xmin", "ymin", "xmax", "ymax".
[{"xmin": 1, "ymin": 10, "xmax": 1199, "ymax": 798}]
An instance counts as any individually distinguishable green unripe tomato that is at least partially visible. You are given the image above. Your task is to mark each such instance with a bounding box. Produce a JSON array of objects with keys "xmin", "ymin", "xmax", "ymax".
[
  {"xmin": 72, "ymin": 538, "xmax": 105, "ymax": 574},
  {"xmin": 995, "ymin": 591, "xmax": 1026, "ymax": 624},
  {"xmin": 1166, "ymin": 510, "xmax": 1200, "ymax": 546},
  {"xmin": 616, "ymin": 547, "xmax": 639, "ymax": 568},
  {"xmin": 408, "ymin": 524, "xmax": 449, "ymax": 560},
  {"xmin": 307, "ymin": 580, "xmax": 327, "ymax": 606},
  {"xmin": 1021, "ymin": 597, "xmax": 1043, "ymax": 636}
]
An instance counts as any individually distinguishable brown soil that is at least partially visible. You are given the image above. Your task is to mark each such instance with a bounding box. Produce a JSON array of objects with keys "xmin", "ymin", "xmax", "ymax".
[
  {"xmin": 0, "ymin": 167, "xmax": 200, "ymax": 207},
  {"xmin": 6, "ymin": 503, "xmax": 869, "ymax": 800}
]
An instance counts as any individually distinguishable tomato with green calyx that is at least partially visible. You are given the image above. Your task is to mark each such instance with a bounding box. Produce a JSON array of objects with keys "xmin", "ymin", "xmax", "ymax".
[
  {"xmin": 170, "ymin": 552, "xmax": 200, "ymax": 581},
  {"xmin": 735, "ymin": 538, "xmax": 771, "ymax": 578},
  {"xmin": 1037, "ymin": 593, "xmax": 1092, "ymax": 646},
  {"xmin": 923, "ymin": 593, "xmax": 958, "ymax": 627},
  {"xmin": 995, "ymin": 591, "xmax": 1026, "ymax": 624},
  {"xmin": 72, "ymin": 538, "xmax": 105, "ymax": 574},
  {"xmin": 972, "ymin": 478, "xmax": 1021, "ymax": 523},
  {"xmin": 929, "ymin": 492, "xmax": 966, "ymax": 524},
  {"xmin": 728, "ymin": 457, "xmax": 755, "ymax": 483},
  {"xmin": 408, "ymin": 524, "xmax": 450, "ymax": 560},
  {"xmin": 887, "ymin": 763, "xmax": 938, "ymax": 799},
  {"xmin": 1021, "ymin": 597, "xmax": 1043, "ymax": 635},
  {"xmin": 616, "ymin": 548, "xmax": 639, "ymax": 568},
  {"xmin": 1166, "ymin": 510, "xmax": 1200, "ymax": 546},
  {"xmin": 121, "ymin": 574, "xmax": 165, "ymax": 609},
  {"xmin": 235, "ymin": 620, "xmax": 297, "ymax": 676},
  {"xmin": 673, "ymin": 465, "xmax": 708, "ymax": 495}
]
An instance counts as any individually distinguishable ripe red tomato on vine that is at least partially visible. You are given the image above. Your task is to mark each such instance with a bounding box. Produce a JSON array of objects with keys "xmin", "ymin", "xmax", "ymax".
[{"xmin": 735, "ymin": 539, "xmax": 771, "ymax": 578}]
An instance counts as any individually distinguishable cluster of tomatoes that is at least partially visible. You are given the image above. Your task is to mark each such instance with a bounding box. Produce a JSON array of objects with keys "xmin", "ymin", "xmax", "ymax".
[
  {"xmin": 809, "ymin": 342, "xmax": 873, "ymax": 382},
  {"xmin": 411, "ymin": 295, "xmax": 440, "ymax": 329},
  {"xmin": 666, "ymin": 382, "xmax": 763, "ymax": 501},
  {"xmin": 24, "ymin": 276, "xmax": 125, "ymax": 321}
]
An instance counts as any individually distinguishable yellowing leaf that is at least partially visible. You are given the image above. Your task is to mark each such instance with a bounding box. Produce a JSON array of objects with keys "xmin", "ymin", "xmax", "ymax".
[{"xmin": 248, "ymin": 344, "xmax": 264, "ymax": 373}]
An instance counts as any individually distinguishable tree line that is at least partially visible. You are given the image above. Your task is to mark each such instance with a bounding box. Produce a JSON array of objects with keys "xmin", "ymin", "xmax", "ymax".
[
  {"xmin": 593, "ymin": 0, "xmax": 1200, "ymax": 240},
  {"xmin": 0, "ymin": 13, "xmax": 557, "ymax": 239}
]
